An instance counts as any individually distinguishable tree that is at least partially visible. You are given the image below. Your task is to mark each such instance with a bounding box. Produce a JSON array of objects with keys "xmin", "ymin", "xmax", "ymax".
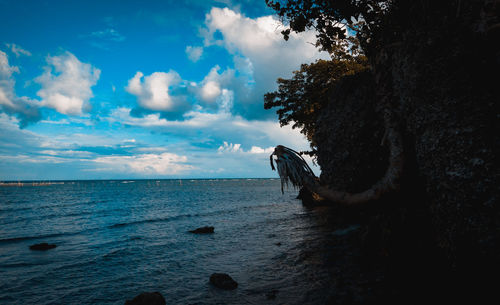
[
  {"xmin": 265, "ymin": 0, "xmax": 405, "ymax": 205},
  {"xmin": 265, "ymin": 0, "xmax": 393, "ymax": 58},
  {"xmin": 264, "ymin": 57, "xmax": 368, "ymax": 153}
]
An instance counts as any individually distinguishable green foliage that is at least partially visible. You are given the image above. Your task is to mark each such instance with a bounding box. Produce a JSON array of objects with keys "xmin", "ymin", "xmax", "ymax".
[
  {"xmin": 265, "ymin": 0, "xmax": 393, "ymax": 57},
  {"xmin": 264, "ymin": 56, "xmax": 369, "ymax": 152}
]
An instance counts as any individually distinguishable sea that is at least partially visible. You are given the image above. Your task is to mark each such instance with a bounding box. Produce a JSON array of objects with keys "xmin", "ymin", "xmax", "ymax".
[{"xmin": 0, "ymin": 179, "xmax": 339, "ymax": 304}]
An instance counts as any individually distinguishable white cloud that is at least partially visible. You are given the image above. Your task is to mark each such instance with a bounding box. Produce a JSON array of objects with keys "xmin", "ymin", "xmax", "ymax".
[
  {"xmin": 248, "ymin": 146, "xmax": 274, "ymax": 154},
  {"xmin": 196, "ymin": 65, "xmax": 236, "ymax": 106},
  {"xmin": 36, "ymin": 52, "xmax": 100, "ymax": 115},
  {"xmin": 109, "ymin": 106, "xmax": 229, "ymax": 128},
  {"xmin": 89, "ymin": 28, "xmax": 125, "ymax": 42},
  {"xmin": 201, "ymin": 7, "xmax": 329, "ymax": 119},
  {"xmin": 0, "ymin": 51, "xmax": 40, "ymax": 126},
  {"xmin": 40, "ymin": 119, "xmax": 70, "ymax": 125},
  {"xmin": 0, "ymin": 154, "xmax": 70, "ymax": 164},
  {"xmin": 108, "ymin": 106, "xmax": 312, "ymax": 153},
  {"xmin": 5, "ymin": 43, "xmax": 32, "ymax": 57},
  {"xmin": 200, "ymin": 80, "xmax": 221, "ymax": 102},
  {"xmin": 217, "ymin": 141, "xmax": 274, "ymax": 154},
  {"xmin": 185, "ymin": 45, "xmax": 203, "ymax": 62},
  {"xmin": 93, "ymin": 152, "xmax": 193, "ymax": 175},
  {"xmin": 126, "ymin": 70, "xmax": 191, "ymax": 116},
  {"xmin": 203, "ymin": 8, "xmax": 280, "ymax": 51},
  {"xmin": 216, "ymin": 88, "xmax": 234, "ymax": 113},
  {"xmin": 218, "ymin": 141, "xmax": 241, "ymax": 153},
  {"xmin": 40, "ymin": 149, "xmax": 94, "ymax": 158},
  {"xmin": 0, "ymin": 51, "xmax": 19, "ymax": 77},
  {"xmin": 124, "ymin": 8, "xmax": 327, "ymax": 120},
  {"xmin": 0, "ymin": 52, "xmax": 19, "ymax": 111}
]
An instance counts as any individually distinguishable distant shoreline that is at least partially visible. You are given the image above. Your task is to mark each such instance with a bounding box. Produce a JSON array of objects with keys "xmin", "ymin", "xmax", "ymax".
[{"xmin": 0, "ymin": 178, "xmax": 279, "ymax": 186}]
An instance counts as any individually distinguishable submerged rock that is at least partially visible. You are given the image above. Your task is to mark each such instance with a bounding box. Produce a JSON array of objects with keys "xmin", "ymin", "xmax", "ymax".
[
  {"xmin": 209, "ymin": 273, "xmax": 238, "ymax": 290},
  {"xmin": 266, "ymin": 289, "xmax": 279, "ymax": 300},
  {"xmin": 189, "ymin": 226, "xmax": 214, "ymax": 234},
  {"xmin": 29, "ymin": 243, "xmax": 56, "ymax": 251},
  {"xmin": 124, "ymin": 292, "xmax": 166, "ymax": 305}
]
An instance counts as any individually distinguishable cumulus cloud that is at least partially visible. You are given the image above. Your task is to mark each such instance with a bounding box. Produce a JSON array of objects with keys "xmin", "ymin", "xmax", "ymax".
[
  {"xmin": 125, "ymin": 8, "xmax": 327, "ymax": 121},
  {"xmin": 108, "ymin": 106, "xmax": 312, "ymax": 153},
  {"xmin": 126, "ymin": 70, "xmax": 191, "ymax": 119},
  {"xmin": 5, "ymin": 43, "xmax": 32, "ymax": 57},
  {"xmin": 93, "ymin": 152, "xmax": 192, "ymax": 175},
  {"xmin": 217, "ymin": 141, "xmax": 241, "ymax": 153},
  {"xmin": 185, "ymin": 45, "xmax": 203, "ymax": 62},
  {"xmin": 248, "ymin": 145, "xmax": 274, "ymax": 154},
  {"xmin": 197, "ymin": 65, "xmax": 236, "ymax": 106},
  {"xmin": 200, "ymin": 80, "xmax": 221, "ymax": 102},
  {"xmin": 36, "ymin": 52, "xmax": 100, "ymax": 115},
  {"xmin": 217, "ymin": 141, "xmax": 274, "ymax": 154},
  {"xmin": 201, "ymin": 7, "xmax": 329, "ymax": 119},
  {"xmin": 0, "ymin": 51, "xmax": 40, "ymax": 127},
  {"xmin": 0, "ymin": 51, "xmax": 19, "ymax": 77},
  {"xmin": 0, "ymin": 113, "xmax": 200, "ymax": 179},
  {"xmin": 123, "ymin": 8, "xmax": 327, "ymax": 120}
]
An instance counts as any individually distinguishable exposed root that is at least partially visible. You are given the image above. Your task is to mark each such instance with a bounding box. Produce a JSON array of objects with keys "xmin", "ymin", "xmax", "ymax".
[{"xmin": 270, "ymin": 112, "xmax": 404, "ymax": 205}]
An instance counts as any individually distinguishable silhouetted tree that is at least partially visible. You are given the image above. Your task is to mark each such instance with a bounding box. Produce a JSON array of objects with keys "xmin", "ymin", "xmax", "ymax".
[
  {"xmin": 265, "ymin": 0, "xmax": 393, "ymax": 58},
  {"xmin": 265, "ymin": 0, "xmax": 406, "ymax": 204},
  {"xmin": 264, "ymin": 57, "xmax": 368, "ymax": 153}
]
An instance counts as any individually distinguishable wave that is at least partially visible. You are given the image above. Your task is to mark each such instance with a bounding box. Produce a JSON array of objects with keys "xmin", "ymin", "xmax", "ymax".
[
  {"xmin": 0, "ymin": 199, "xmax": 288, "ymax": 244},
  {"xmin": 107, "ymin": 213, "xmax": 195, "ymax": 229},
  {"xmin": 0, "ymin": 206, "xmax": 120, "ymax": 227},
  {"xmin": 0, "ymin": 232, "xmax": 72, "ymax": 243},
  {"xmin": 106, "ymin": 202, "xmax": 281, "ymax": 230},
  {"xmin": 0, "ymin": 200, "xmax": 104, "ymax": 213},
  {"xmin": 0, "ymin": 261, "xmax": 49, "ymax": 268}
]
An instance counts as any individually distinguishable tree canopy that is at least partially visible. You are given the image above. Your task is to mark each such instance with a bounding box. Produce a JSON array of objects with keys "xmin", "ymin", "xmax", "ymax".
[
  {"xmin": 265, "ymin": 0, "xmax": 393, "ymax": 57},
  {"xmin": 264, "ymin": 56, "xmax": 368, "ymax": 153}
]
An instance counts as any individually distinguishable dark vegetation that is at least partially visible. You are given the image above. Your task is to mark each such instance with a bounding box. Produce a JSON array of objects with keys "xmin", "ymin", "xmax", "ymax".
[
  {"xmin": 264, "ymin": 57, "xmax": 369, "ymax": 153},
  {"xmin": 265, "ymin": 0, "xmax": 499, "ymax": 302}
]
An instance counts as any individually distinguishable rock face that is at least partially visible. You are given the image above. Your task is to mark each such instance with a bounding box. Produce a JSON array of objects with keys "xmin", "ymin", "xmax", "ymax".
[
  {"xmin": 314, "ymin": 71, "xmax": 386, "ymax": 194},
  {"xmin": 309, "ymin": 0, "xmax": 499, "ymax": 300},
  {"xmin": 29, "ymin": 243, "xmax": 57, "ymax": 251},
  {"xmin": 209, "ymin": 273, "xmax": 238, "ymax": 290},
  {"xmin": 124, "ymin": 292, "xmax": 166, "ymax": 305},
  {"xmin": 189, "ymin": 226, "xmax": 214, "ymax": 234}
]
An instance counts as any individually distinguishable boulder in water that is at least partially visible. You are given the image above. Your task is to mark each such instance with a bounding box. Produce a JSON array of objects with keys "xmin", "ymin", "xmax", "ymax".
[
  {"xmin": 189, "ymin": 226, "xmax": 214, "ymax": 234},
  {"xmin": 29, "ymin": 243, "xmax": 56, "ymax": 251},
  {"xmin": 266, "ymin": 289, "xmax": 279, "ymax": 300},
  {"xmin": 124, "ymin": 292, "xmax": 166, "ymax": 305},
  {"xmin": 209, "ymin": 273, "xmax": 238, "ymax": 290}
]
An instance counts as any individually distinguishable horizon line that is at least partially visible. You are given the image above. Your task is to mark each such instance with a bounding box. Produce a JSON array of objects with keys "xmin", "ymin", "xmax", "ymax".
[{"xmin": 0, "ymin": 177, "xmax": 279, "ymax": 183}]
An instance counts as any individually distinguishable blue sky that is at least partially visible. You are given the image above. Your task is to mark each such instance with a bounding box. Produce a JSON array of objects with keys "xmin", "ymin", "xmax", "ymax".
[{"xmin": 0, "ymin": 0, "xmax": 327, "ymax": 180}]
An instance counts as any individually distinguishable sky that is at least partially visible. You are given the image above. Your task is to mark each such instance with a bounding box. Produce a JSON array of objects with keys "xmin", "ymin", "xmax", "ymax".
[{"xmin": 0, "ymin": 0, "xmax": 328, "ymax": 180}]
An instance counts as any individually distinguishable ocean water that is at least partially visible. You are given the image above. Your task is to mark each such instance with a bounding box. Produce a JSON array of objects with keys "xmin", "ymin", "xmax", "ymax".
[{"xmin": 0, "ymin": 179, "xmax": 338, "ymax": 304}]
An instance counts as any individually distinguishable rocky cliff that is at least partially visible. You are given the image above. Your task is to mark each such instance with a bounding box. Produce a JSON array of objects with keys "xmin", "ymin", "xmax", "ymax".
[{"xmin": 311, "ymin": 0, "xmax": 499, "ymax": 299}]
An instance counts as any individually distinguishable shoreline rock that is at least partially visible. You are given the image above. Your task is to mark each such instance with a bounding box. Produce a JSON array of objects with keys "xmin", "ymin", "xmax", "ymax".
[
  {"xmin": 29, "ymin": 243, "xmax": 56, "ymax": 251},
  {"xmin": 209, "ymin": 273, "xmax": 238, "ymax": 290},
  {"xmin": 124, "ymin": 292, "xmax": 166, "ymax": 305},
  {"xmin": 189, "ymin": 226, "xmax": 214, "ymax": 234}
]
